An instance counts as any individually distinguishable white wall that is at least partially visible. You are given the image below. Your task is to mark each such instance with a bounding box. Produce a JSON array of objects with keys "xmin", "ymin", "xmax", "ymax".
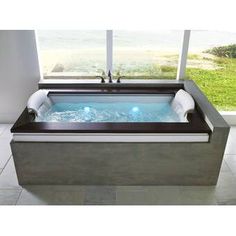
[{"xmin": 0, "ymin": 30, "xmax": 40, "ymax": 123}]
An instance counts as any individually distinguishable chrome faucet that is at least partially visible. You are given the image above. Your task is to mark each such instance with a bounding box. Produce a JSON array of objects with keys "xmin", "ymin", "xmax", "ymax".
[
  {"xmin": 97, "ymin": 70, "xmax": 124, "ymax": 83},
  {"xmin": 108, "ymin": 70, "xmax": 124, "ymax": 83}
]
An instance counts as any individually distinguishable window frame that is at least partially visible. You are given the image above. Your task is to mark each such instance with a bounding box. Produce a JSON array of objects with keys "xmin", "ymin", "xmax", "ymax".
[{"xmin": 36, "ymin": 30, "xmax": 189, "ymax": 81}]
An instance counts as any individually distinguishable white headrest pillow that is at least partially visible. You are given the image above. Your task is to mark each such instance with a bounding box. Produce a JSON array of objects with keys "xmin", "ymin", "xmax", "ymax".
[
  {"xmin": 27, "ymin": 90, "xmax": 49, "ymax": 116},
  {"xmin": 171, "ymin": 89, "xmax": 195, "ymax": 121}
]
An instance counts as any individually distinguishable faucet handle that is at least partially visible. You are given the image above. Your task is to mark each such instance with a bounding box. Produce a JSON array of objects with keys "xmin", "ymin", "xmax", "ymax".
[
  {"xmin": 96, "ymin": 76, "xmax": 105, "ymax": 83},
  {"xmin": 117, "ymin": 76, "xmax": 125, "ymax": 83}
]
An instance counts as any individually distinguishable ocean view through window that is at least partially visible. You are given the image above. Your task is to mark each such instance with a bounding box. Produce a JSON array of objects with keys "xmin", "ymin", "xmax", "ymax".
[
  {"xmin": 37, "ymin": 30, "xmax": 182, "ymax": 79},
  {"xmin": 37, "ymin": 30, "xmax": 106, "ymax": 77},
  {"xmin": 113, "ymin": 30, "xmax": 182, "ymax": 78}
]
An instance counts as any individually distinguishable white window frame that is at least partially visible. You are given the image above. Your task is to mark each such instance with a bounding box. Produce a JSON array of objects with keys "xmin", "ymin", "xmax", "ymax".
[
  {"xmin": 106, "ymin": 30, "xmax": 113, "ymax": 74},
  {"xmin": 37, "ymin": 30, "xmax": 189, "ymax": 80},
  {"xmin": 177, "ymin": 30, "xmax": 191, "ymax": 80}
]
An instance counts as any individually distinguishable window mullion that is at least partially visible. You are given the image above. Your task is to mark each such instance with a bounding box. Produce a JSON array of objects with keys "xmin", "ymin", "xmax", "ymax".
[
  {"xmin": 177, "ymin": 30, "xmax": 191, "ymax": 80},
  {"xmin": 106, "ymin": 30, "xmax": 113, "ymax": 74}
]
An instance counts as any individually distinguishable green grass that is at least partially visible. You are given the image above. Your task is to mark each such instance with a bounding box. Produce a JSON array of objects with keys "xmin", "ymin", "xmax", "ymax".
[
  {"xmin": 116, "ymin": 55, "xmax": 236, "ymax": 111},
  {"xmin": 160, "ymin": 65, "xmax": 177, "ymax": 73},
  {"xmin": 204, "ymin": 44, "xmax": 236, "ymax": 58},
  {"xmin": 187, "ymin": 54, "xmax": 201, "ymax": 60},
  {"xmin": 114, "ymin": 65, "xmax": 177, "ymax": 79},
  {"xmin": 186, "ymin": 57, "xmax": 236, "ymax": 111}
]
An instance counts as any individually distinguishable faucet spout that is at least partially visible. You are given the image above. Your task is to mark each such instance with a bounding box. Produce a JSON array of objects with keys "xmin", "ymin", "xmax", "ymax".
[{"xmin": 108, "ymin": 70, "xmax": 113, "ymax": 83}]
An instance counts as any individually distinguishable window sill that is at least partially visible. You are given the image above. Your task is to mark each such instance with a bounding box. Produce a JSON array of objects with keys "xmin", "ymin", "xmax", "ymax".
[{"xmin": 38, "ymin": 78, "xmax": 183, "ymax": 89}]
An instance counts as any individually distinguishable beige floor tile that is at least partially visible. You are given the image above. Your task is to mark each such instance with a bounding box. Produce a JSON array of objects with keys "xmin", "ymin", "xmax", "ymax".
[
  {"xmin": 179, "ymin": 186, "xmax": 217, "ymax": 205},
  {"xmin": 17, "ymin": 185, "xmax": 85, "ymax": 205},
  {"xmin": 225, "ymin": 155, "xmax": 236, "ymax": 175},
  {"xmin": 116, "ymin": 186, "xmax": 182, "ymax": 205},
  {"xmin": 0, "ymin": 158, "xmax": 21, "ymax": 189},
  {"xmin": 0, "ymin": 143, "xmax": 12, "ymax": 169},
  {"xmin": 1, "ymin": 124, "xmax": 13, "ymax": 138},
  {"xmin": 116, "ymin": 187, "xmax": 155, "ymax": 205},
  {"xmin": 215, "ymin": 185, "xmax": 236, "ymax": 205},
  {"xmin": 0, "ymin": 124, "xmax": 7, "ymax": 136},
  {"xmin": 216, "ymin": 169, "xmax": 236, "ymax": 188},
  {"xmin": 84, "ymin": 186, "xmax": 116, "ymax": 205},
  {"xmin": 0, "ymin": 189, "xmax": 21, "ymax": 205},
  {"xmin": 224, "ymin": 129, "xmax": 236, "ymax": 155},
  {"xmin": 220, "ymin": 160, "xmax": 231, "ymax": 173}
]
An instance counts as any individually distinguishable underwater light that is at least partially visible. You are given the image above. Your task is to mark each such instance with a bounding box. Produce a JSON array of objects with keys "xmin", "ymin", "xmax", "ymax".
[
  {"xmin": 132, "ymin": 107, "xmax": 139, "ymax": 112},
  {"xmin": 84, "ymin": 107, "xmax": 90, "ymax": 112}
]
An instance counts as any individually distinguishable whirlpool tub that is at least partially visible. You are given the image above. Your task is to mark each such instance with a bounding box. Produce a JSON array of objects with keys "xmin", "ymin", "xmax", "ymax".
[{"xmin": 10, "ymin": 80, "xmax": 229, "ymax": 185}]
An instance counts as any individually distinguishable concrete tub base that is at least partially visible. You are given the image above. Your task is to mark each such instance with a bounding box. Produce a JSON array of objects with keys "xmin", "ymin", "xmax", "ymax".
[{"xmin": 11, "ymin": 128, "xmax": 228, "ymax": 185}]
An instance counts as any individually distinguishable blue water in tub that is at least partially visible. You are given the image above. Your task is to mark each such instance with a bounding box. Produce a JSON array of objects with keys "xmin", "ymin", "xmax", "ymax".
[{"xmin": 36, "ymin": 94, "xmax": 182, "ymax": 123}]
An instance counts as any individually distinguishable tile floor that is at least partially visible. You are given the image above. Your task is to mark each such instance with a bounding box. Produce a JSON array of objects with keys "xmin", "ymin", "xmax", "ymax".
[{"xmin": 0, "ymin": 124, "xmax": 236, "ymax": 205}]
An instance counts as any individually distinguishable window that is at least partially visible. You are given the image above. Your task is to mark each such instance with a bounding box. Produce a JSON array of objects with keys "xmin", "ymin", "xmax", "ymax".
[
  {"xmin": 37, "ymin": 30, "xmax": 183, "ymax": 79},
  {"xmin": 37, "ymin": 30, "xmax": 106, "ymax": 77},
  {"xmin": 186, "ymin": 30, "xmax": 236, "ymax": 111},
  {"xmin": 113, "ymin": 30, "xmax": 183, "ymax": 78}
]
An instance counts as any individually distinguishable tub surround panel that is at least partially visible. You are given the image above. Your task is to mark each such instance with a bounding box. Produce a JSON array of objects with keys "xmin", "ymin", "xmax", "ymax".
[{"xmin": 11, "ymin": 138, "xmax": 226, "ymax": 185}]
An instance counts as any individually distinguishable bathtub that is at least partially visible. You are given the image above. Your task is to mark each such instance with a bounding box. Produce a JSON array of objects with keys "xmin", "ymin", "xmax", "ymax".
[{"xmin": 10, "ymin": 80, "xmax": 229, "ymax": 185}]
